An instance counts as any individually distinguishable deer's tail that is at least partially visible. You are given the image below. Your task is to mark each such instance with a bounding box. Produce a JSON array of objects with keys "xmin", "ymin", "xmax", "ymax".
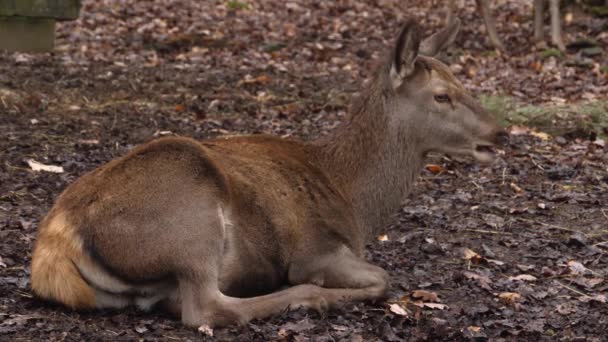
[{"xmin": 31, "ymin": 212, "xmax": 96, "ymax": 309}]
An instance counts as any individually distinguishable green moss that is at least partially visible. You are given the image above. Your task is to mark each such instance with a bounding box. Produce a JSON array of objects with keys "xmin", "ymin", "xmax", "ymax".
[
  {"xmin": 225, "ymin": 0, "xmax": 249, "ymax": 10},
  {"xmin": 481, "ymin": 94, "xmax": 608, "ymax": 138},
  {"xmin": 539, "ymin": 48, "xmax": 563, "ymax": 59},
  {"xmin": 590, "ymin": 6, "xmax": 608, "ymax": 17}
]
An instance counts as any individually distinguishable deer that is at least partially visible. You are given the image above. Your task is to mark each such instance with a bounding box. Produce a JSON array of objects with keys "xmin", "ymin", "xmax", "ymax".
[{"xmin": 30, "ymin": 18, "xmax": 507, "ymax": 328}]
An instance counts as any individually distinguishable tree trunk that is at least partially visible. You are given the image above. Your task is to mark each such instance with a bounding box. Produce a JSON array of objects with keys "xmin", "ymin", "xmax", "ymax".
[
  {"xmin": 476, "ymin": 0, "xmax": 504, "ymax": 50},
  {"xmin": 447, "ymin": 0, "xmax": 456, "ymax": 24},
  {"xmin": 533, "ymin": 0, "xmax": 544, "ymax": 42},
  {"xmin": 549, "ymin": 0, "xmax": 565, "ymax": 51}
]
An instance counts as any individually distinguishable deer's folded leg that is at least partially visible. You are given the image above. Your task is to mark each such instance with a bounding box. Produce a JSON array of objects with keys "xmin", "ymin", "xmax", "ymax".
[
  {"xmin": 288, "ymin": 246, "xmax": 390, "ymax": 306},
  {"xmin": 178, "ymin": 281, "xmax": 329, "ymax": 328}
]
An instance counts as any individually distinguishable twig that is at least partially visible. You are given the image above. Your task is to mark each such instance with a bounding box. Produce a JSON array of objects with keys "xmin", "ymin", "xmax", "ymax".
[
  {"xmin": 593, "ymin": 241, "xmax": 608, "ymax": 248},
  {"xmin": 530, "ymin": 157, "xmax": 545, "ymax": 171},
  {"xmin": 470, "ymin": 181, "xmax": 483, "ymax": 191},
  {"xmin": 517, "ymin": 218, "xmax": 586, "ymax": 235},
  {"xmin": 556, "ymin": 281, "xmax": 592, "ymax": 298},
  {"xmin": 601, "ymin": 209, "xmax": 608, "ymax": 221},
  {"xmin": 463, "ymin": 228, "xmax": 512, "ymax": 235}
]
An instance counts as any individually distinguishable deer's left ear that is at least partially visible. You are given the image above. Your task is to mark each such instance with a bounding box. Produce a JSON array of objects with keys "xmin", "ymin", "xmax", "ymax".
[{"xmin": 390, "ymin": 20, "xmax": 421, "ymax": 89}]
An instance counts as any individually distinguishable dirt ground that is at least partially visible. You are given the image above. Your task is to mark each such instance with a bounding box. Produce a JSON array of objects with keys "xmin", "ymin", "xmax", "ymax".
[{"xmin": 1, "ymin": 0, "xmax": 607, "ymax": 341}]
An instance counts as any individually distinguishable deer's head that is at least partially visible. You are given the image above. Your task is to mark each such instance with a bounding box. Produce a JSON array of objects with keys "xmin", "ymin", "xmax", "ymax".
[{"xmin": 385, "ymin": 19, "xmax": 506, "ymax": 163}]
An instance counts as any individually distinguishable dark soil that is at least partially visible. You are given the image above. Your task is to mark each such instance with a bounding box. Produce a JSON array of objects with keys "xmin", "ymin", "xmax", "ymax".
[{"xmin": 1, "ymin": 0, "xmax": 607, "ymax": 341}]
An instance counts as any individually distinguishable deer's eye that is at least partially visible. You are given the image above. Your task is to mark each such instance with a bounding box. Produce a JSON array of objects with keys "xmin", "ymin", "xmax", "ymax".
[{"xmin": 434, "ymin": 94, "xmax": 451, "ymax": 103}]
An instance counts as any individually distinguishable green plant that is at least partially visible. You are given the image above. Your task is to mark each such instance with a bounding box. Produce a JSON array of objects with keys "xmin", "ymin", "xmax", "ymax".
[
  {"xmin": 539, "ymin": 48, "xmax": 563, "ymax": 59},
  {"xmin": 226, "ymin": 0, "xmax": 249, "ymax": 10}
]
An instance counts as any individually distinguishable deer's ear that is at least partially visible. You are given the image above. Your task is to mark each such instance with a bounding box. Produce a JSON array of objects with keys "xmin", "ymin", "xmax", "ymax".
[
  {"xmin": 390, "ymin": 20, "xmax": 421, "ymax": 89},
  {"xmin": 419, "ymin": 18, "xmax": 461, "ymax": 57}
]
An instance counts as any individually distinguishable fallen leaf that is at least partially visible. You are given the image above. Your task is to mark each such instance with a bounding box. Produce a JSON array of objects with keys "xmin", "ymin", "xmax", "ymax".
[
  {"xmin": 377, "ymin": 234, "xmax": 389, "ymax": 242},
  {"xmin": 388, "ymin": 303, "xmax": 408, "ymax": 316},
  {"xmin": 463, "ymin": 271, "xmax": 493, "ymax": 291},
  {"xmin": 572, "ymin": 277, "xmax": 604, "ymax": 289},
  {"xmin": 413, "ymin": 301, "xmax": 448, "ymax": 310},
  {"xmin": 198, "ymin": 324, "xmax": 214, "ymax": 337},
  {"xmin": 174, "ymin": 104, "xmax": 186, "ymax": 112},
  {"xmin": 27, "ymin": 159, "xmax": 64, "ymax": 173},
  {"xmin": 530, "ymin": 131, "xmax": 550, "ymax": 140},
  {"xmin": 509, "ymin": 274, "xmax": 537, "ymax": 282},
  {"xmin": 134, "ymin": 326, "xmax": 148, "ymax": 334},
  {"xmin": 487, "ymin": 259, "xmax": 505, "ymax": 266},
  {"xmin": 507, "ymin": 125, "xmax": 529, "ymax": 135},
  {"xmin": 517, "ymin": 264, "xmax": 535, "ymax": 272},
  {"xmin": 509, "ymin": 182, "xmax": 523, "ymax": 193},
  {"xmin": 567, "ymin": 261, "xmax": 589, "ymax": 275},
  {"xmin": 498, "ymin": 292, "xmax": 521, "ymax": 305},
  {"xmin": 238, "ymin": 74, "xmax": 271, "ymax": 86},
  {"xmin": 411, "ymin": 290, "xmax": 440, "ymax": 302},
  {"xmin": 425, "ymin": 164, "xmax": 444, "ymax": 174},
  {"xmin": 280, "ymin": 318, "xmax": 315, "ymax": 332},
  {"xmin": 331, "ymin": 324, "xmax": 349, "ymax": 331},
  {"xmin": 463, "ymin": 248, "xmax": 483, "ymax": 263},
  {"xmin": 462, "ymin": 325, "xmax": 486, "ymax": 339},
  {"xmin": 579, "ymin": 294, "xmax": 607, "ymax": 304}
]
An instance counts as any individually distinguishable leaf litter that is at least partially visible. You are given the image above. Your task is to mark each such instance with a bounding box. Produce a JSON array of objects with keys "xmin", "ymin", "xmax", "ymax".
[{"xmin": 0, "ymin": 0, "xmax": 607, "ymax": 340}]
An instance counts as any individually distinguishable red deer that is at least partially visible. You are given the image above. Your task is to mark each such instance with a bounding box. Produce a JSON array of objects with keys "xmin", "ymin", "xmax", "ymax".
[{"xmin": 31, "ymin": 18, "xmax": 506, "ymax": 328}]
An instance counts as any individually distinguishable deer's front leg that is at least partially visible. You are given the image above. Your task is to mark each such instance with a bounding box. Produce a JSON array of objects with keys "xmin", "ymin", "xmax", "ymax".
[{"xmin": 288, "ymin": 246, "xmax": 389, "ymax": 306}]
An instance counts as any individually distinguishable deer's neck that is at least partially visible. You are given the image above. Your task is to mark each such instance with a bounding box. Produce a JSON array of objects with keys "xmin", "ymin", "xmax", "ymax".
[{"xmin": 313, "ymin": 84, "xmax": 425, "ymax": 240}]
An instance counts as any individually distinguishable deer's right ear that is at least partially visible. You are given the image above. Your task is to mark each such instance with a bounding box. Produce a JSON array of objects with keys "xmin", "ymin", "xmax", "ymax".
[{"xmin": 390, "ymin": 20, "xmax": 421, "ymax": 89}]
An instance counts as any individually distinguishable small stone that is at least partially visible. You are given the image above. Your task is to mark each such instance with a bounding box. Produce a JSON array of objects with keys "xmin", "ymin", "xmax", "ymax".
[{"xmin": 567, "ymin": 233, "xmax": 588, "ymax": 247}]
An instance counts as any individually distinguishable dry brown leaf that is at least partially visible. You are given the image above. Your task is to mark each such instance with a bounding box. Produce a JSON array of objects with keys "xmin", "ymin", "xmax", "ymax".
[
  {"xmin": 507, "ymin": 125, "xmax": 529, "ymax": 135},
  {"xmin": 465, "ymin": 326, "xmax": 482, "ymax": 333},
  {"xmin": 567, "ymin": 261, "xmax": 588, "ymax": 275},
  {"xmin": 463, "ymin": 248, "xmax": 483, "ymax": 263},
  {"xmin": 487, "ymin": 259, "xmax": 505, "ymax": 266},
  {"xmin": 509, "ymin": 182, "xmax": 524, "ymax": 193},
  {"xmin": 425, "ymin": 164, "xmax": 444, "ymax": 174},
  {"xmin": 377, "ymin": 234, "xmax": 389, "ymax": 242},
  {"xmin": 174, "ymin": 104, "xmax": 186, "ymax": 112},
  {"xmin": 578, "ymin": 294, "xmax": 607, "ymax": 304},
  {"xmin": 509, "ymin": 274, "xmax": 538, "ymax": 282},
  {"xmin": 413, "ymin": 301, "xmax": 449, "ymax": 310},
  {"xmin": 463, "ymin": 271, "xmax": 493, "ymax": 291},
  {"xmin": 498, "ymin": 292, "xmax": 521, "ymax": 305},
  {"xmin": 388, "ymin": 303, "xmax": 408, "ymax": 316},
  {"xmin": 530, "ymin": 131, "xmax": 550, "ymax": 140},
  {"xmin": 411, "ymin": 290, "xmax": 440, "ymax": 302}
]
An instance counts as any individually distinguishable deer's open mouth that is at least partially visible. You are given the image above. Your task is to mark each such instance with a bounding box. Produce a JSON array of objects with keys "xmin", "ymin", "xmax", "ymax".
[{"xmin": 472, "ymin": 144, "xmax": 496, "ymax": 163}]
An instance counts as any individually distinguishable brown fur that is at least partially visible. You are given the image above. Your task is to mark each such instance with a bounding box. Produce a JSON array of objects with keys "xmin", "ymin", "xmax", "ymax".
[
  {"xmin": 31, "ymin": 211, "xmax": 95, "ymax": 309},
  {"xmin": 31, "ymin": 19, "xmax": 504, "ymax": 327}
]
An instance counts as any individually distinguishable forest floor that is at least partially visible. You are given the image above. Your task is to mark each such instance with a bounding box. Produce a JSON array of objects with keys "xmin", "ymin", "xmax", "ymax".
[{"xmin": 1, "ymin": 0, "xmax": 607, "ymax": 341}]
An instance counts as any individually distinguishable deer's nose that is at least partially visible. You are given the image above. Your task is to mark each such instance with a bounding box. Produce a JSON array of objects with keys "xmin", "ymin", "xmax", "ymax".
[{"xmin": 495, "ymin": 130, "xmax": 510, "ymax": 146}]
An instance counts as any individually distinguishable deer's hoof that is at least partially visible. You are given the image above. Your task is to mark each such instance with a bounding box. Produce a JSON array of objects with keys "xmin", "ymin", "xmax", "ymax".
[{"xmin": 290, "ymin": 284, "xmax": 329, "ymax": 313}]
